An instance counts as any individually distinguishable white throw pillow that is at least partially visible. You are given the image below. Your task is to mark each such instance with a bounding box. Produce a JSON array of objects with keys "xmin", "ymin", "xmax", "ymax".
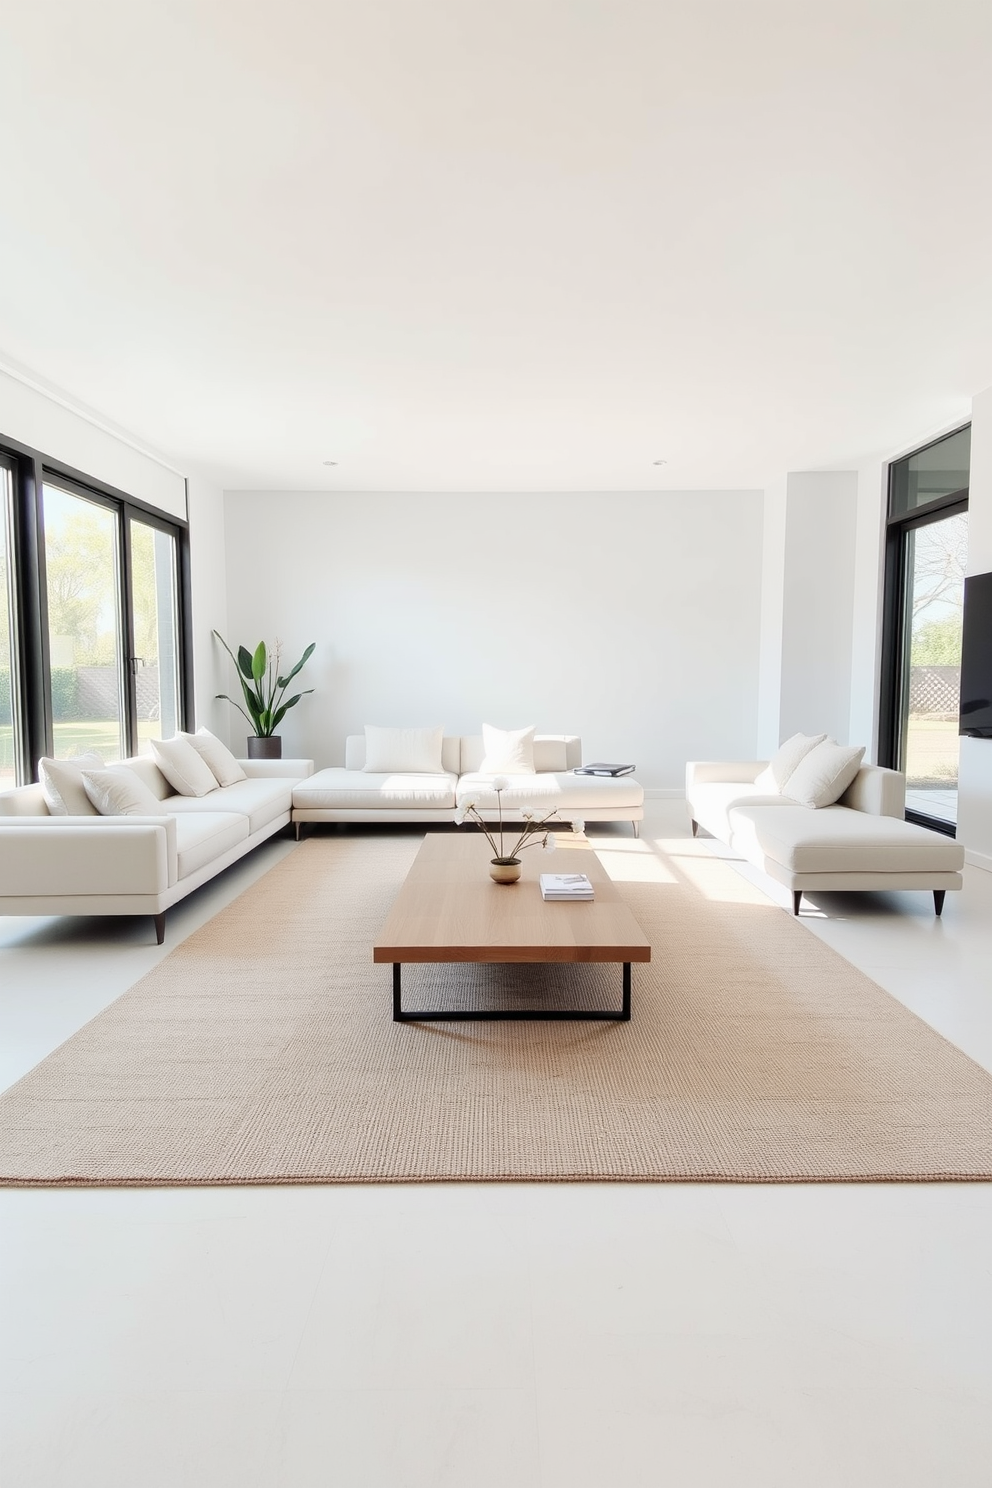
[
  {"xmin": 754, "ymin": 731, "xmax": 828, "ymax": 792},
  {"xmin": 39, "ymin": 753, "xmax": 104, "ymax": 815},
  {"xmin": 150, "ymin": 736, "xmax": 220, "ymax": 797},
  {"xmin": 180, "ymin": 727, "xmax": 247, "ymax": 787},
  {"xmin": 363, "ymin": 725, "xmax": 445, "ymax": 774},
  {"xmin": 479, "ymin": 723, "xmax": 536, "ymax": 775},
  {"xmin": 81, "ymin": 765, "xmax": 164, "ymax": 817},
  {"xmin": 781, "ymin": 740, "xmax": 866, "ymax": 809}
]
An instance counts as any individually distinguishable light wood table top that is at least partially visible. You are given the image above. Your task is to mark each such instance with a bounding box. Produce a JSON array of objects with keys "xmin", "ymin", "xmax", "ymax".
[{"xmin": 373, "ymin": 833, "xmax": 652, "ymax": 965}]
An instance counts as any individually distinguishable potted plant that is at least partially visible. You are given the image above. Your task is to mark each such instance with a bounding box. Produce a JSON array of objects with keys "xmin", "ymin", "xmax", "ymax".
[{"xmin": 213, "ymin": 632, "xmax": 315, "ymax": 759}]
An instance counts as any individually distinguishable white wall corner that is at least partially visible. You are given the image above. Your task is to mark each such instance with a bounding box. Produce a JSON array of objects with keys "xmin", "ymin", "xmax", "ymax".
[
  {"xmin": 186, "ymin": 473, "xmax": 231, "ymax": 745},
  {"xmin": 756, "ymin": 478, "xmax": 788, "ymax": 756}
]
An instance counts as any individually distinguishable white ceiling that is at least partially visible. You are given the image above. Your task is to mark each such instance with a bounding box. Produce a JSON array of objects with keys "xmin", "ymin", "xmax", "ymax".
[{"xmin": 1, "ymin": 0, "xmax": 991, "ymax": 492}]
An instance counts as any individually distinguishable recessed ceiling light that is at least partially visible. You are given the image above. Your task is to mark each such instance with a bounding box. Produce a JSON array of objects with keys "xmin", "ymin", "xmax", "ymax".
[{"xmin": 323, "ymin": 460, "xmax": 337, "ymax": 466}]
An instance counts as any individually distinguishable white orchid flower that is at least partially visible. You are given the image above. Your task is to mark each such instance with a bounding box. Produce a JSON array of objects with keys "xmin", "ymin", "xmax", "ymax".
[
  {"xmin": 491, "ymin": 774, "xmax": 510, "ymax": 792},
  {"xmin": 570, "ymin": 817, "xmax": 585, "ymax": 835},
  {"xmin": 460, "ymin": 796, "xmax": 478, "ymax": 812},
  {"xmin": 543, "ymin": 833, "xmax": 557, "ymax": 853}
]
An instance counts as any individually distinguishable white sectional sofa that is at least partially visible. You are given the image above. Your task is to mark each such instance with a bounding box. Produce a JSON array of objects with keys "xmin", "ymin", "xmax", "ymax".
[
  {"xmin": 685, "ymin": 758, "xmax": 965, "ymax": 914},
  {"xmin": 0, "ymin": 755, "xmax": 314, "ymax": 942},
  {"xmin": 291, "ymin": 734, "xmax": 645, "ymax": 832}
]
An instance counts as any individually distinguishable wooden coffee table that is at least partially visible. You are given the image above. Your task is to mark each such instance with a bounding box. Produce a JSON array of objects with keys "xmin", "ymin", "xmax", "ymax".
[{"xmin": 373, "ymin": 834, "xmax": 651, "ymax": 1022}]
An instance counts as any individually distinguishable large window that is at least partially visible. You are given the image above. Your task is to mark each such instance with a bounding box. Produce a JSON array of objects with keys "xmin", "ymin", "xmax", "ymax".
[
  {"xmin": 880, "ymin": 426, "xmax": 969, "ymax": 832},
  {"xmin": 0, "ymin": 440, "xmax": 189, "ymax": 785}
]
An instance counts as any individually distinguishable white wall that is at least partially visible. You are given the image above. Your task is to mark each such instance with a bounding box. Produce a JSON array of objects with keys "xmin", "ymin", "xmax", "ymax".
[
  {"xmin": 0, "ymin": 364, "xmax": 186, "ymax": 520},
  {"xmin": 756, "ymin": 477, "xmax": 787, "ymax": 757},
  {"xmin": 848, "ymin": 460, "xmax": 886, "ymax": 757},
  {"xmin": 185, "ymin": 472, "xmax": 230, "ymax": 740},
  {"xmin": 222, "ymin": 490, "xmax": 764, "ymax": 790},
  {"xmin": 776, "ymin": 471, "xmax": 860, "ymax": 746},
  {"xmin": 958, "ymin": 384, "xmax": 992, "ymax": 869}
]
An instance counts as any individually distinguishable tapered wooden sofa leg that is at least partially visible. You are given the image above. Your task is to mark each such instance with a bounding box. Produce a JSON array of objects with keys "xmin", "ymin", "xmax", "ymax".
[
  {"xmin": 690, "ymin": 820, "xmax": 699, "ymax": 837},
  {"xmin": 153, "ymin": 912, "xmax": 166, "ymax": 945},
  {"xmin": 792, "ymin": 891, "xmax": 802, "ymax": 916},
  {"xmin": 933, "ymin": 889, "xmax": 946, "ymax": 916}
]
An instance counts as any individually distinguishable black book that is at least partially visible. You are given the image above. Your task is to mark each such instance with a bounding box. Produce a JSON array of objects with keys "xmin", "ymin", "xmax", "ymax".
[{"xmin": 573, "ymin": 762, "xmax": 635, "ymax": 777}]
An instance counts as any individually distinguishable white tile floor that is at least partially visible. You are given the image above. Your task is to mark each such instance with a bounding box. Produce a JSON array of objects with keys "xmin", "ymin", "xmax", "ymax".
[{"xmin": 2, "ymin": 803, "xmax": 992, "ymax": 1488}]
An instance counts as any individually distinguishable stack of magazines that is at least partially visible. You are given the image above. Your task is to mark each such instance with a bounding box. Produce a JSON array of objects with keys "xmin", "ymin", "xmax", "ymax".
[
  {"xmin": 573, "ymin": 762, "xmax": 635, "ymax": 776},
  {"xmin": 540, "ymin": 873, "xmax": 594, "ymax": 901}
]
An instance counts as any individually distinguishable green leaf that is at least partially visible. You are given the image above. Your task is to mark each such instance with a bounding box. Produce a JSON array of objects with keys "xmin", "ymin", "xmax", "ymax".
[
  {"xmin": 270, "ymin": 688, "xmax": 313, "ymax": 731},
  {"xmin": 236, "ymin": 645, "xmax": 254, "ymax": 680},
  {"xmin": 276, "ymin": 643, "xmax": 316, "ymax": 689},
  {"xmin": 251, "ymin": 642, "xmax": 267, "ymax": 681}
]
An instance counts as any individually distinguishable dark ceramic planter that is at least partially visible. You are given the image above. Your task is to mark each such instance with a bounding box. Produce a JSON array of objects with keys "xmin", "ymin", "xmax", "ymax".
[{"xmin": 247, "ymin": 736, "xmax": 282, "ymax": 760}]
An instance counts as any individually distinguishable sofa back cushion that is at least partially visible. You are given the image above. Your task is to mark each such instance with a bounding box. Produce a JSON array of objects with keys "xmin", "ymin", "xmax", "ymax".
[
  {"xmin": 781, "ymin": 740, "xmax": 866, "ymax": 808},
  {"xmin": 181, "ymin": 727, "xmax": 247, "ymax": 787},
  {"xmin": 345, "ymin": 733, "xmax": 460, "ymax": 774},
  {"xmin": 460, "ymin": 735, "xmax": 578, "ymax": 774},
  {"xmin": 123, "ymin": 755, "xmax": 175, "ymax": 800},
  {"xmin": 754, "ymin": 732, "xmax": 827, "ymax": 792},
  {"xmin": 38, "ymin": 753, "xmax": 104, "ymax": 815},
  {"xmin": 81, "ymin": 765, "xmax": 165, "ymax": 816},
  {"xmin": 151, "ymin": 736, "xmax": 221, "ymax": 797}
]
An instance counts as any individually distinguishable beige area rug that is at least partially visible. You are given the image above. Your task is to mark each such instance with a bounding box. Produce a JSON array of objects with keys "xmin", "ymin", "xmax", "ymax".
[{"xmin": 2, "ymin": 833, "xmax": 991, "ymax": 1186}]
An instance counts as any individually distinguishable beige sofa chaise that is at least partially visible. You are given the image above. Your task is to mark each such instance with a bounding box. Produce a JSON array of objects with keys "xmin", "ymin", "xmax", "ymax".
[
  {"xmin": 291, "ymin": 734, "xmax": 645, "ymax": 833},
  {"xmin": 0, "ymin": 755, "xmax": 314, "ymax": 942},
  {"xmin": 685, "ymin": 758, "xmax": 965, "ymax": 914}
]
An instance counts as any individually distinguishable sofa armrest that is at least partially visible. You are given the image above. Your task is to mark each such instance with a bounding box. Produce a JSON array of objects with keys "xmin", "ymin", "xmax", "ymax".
[
  {"xmin": 838, "ymin": 765, "xmax": 905, "ymax": 818},
  {"xmin": 685, "ymin": 760, "xmax": 766, "ymax": 791},
  {"xmin": 238, "ymin": 758, "xmax": 315, "ymax": 779},
  {"xmin": 0, "ymin": 816, "xmax": 177, "ymax": 895}
]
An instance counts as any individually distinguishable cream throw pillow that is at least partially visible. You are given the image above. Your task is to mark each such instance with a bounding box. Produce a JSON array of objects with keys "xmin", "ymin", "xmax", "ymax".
[
  {"xmin": 479, "ymin": 723, "xmax": 536, "ymax": 775},
  {"xmin": 781, "ymin": 740, "xmax": 866, "ymax": 809},
  {"xmin": 81, "ymin": 765, "xmax": 164, "ymax": 816},
  {"xmin": 754, "ymin": 731, "xmax": 827, "ymax": 792},
  {"xmin": 181, "ymin": 727, "xmax": 247, "ymax": 787},
  {"xmin": 150, "ymin": 736, "xmax": 220, "ymax": 797},
  {"xmin": 39, "ymin": 753, "xmax": 104, "ymax": 815},
  {"xmin": 363, "ymin": 725, "xmax": 445, "ymax": 774}
]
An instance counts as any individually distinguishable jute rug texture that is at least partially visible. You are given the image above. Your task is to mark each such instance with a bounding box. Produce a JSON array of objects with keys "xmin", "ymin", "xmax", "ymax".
[{"xmin": 1, "ymin": 834, "xmax": 991, "ymax": 1186}]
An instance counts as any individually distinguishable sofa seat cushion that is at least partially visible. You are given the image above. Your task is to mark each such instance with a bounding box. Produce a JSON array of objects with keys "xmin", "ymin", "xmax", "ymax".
[
  {"xmin": 728, "ymin": 802, "xmax": 966, "ymax": 874},
  {"xmin": 163, "ymin": 778, "xmax": 293, "ymax": 834},
  {"xmin": 174, "ymin": 812, "xmax": 249, "ymax": 880},
  {"xmin": 457, "ymin": 771, "xmax": 644, "ymax": 811},
  {"xmin": 293, "ymin": 767, "xmax": 458, "ymax": 810},
  {"xmin": 689, "ymin": 781, "xmax": 784, "ymax": 835}
]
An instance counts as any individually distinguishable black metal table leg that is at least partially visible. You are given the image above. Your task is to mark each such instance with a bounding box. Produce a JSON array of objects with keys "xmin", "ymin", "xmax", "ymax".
[{"xmin": 391, "ymin": 961, "xmax": 633, "ymax": 1021}]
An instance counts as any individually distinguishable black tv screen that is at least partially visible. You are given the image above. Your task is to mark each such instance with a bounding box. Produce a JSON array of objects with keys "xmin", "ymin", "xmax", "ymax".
[{"xmin": 959, "ymin": 571, "xmax": 992, "ymax": 738}]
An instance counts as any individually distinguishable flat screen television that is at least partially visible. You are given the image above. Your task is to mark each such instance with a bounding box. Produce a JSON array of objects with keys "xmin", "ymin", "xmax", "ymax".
[{"xmin": 959, "ymin": 570, "xmax": 992, "ymax": 738}]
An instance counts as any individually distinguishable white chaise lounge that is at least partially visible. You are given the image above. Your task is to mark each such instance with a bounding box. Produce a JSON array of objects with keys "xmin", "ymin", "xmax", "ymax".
[{"xmin": 686, "ymin": 758, "xmax": 965, "ymax": 914}]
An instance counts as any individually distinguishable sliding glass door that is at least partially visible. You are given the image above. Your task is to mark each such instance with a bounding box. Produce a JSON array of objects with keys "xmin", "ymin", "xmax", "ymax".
[
  {"xmin": 898, "ymin": 509, "xmax": 968, "ymax": 824},
  {"xmin": 128, "ymin": 515, "xmax": 181, "ymax": 752},
  {"xmin": 43, "ymin": 483, "xmax": 126, "ymax": 762},
  {"xmin": 881, "ymin": 427, "xmax": 970, "ymax": 831}
]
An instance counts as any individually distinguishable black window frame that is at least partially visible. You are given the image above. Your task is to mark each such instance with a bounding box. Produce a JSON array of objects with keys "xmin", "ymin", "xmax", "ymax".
[
  {"xmin": 1, "ymin": 431, "xmax": 192, "ymax": 784},
  {"xmin": 878, "ymin": 425, "xmax": 969, "ymax": 838}
]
